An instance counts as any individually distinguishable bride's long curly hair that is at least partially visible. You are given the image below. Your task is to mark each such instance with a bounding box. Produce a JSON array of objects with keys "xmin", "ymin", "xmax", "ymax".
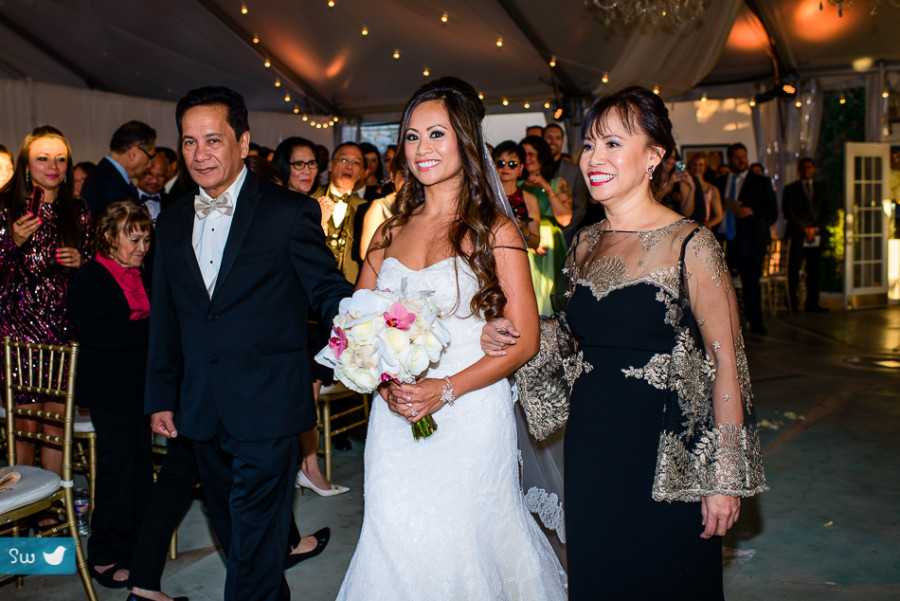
[{"xmin": 370, "ymin": 77, "xmax": 507, "ymax": 321}]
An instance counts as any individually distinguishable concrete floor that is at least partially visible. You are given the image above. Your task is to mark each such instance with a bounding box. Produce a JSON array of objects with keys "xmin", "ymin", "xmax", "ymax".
[{"xmin": 3, "ymin": 303, "xmax": 899, "ymax": 600}]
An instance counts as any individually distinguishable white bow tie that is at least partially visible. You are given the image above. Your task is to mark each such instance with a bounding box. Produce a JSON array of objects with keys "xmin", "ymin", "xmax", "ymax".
[{"xmin": 194, "ymin": 193, "xmax": 233, "ymax": 218}]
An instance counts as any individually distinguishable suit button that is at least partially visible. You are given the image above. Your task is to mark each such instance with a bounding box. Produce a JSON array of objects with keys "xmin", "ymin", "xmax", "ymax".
[{"xmin": 210, "ymin": 357, "xmax": 218, "ymax": 364}]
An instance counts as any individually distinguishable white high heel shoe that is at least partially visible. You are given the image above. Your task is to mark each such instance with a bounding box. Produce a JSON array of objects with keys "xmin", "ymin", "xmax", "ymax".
[{"xmin": 295, "ymin": 469, "xmax": 350, "ymax": 497}]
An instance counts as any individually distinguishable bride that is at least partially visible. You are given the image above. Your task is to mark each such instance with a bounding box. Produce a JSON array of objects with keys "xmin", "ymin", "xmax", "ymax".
[{"xmin": 335, "ymin": 77, "xmax": 567, "ymax": 600}]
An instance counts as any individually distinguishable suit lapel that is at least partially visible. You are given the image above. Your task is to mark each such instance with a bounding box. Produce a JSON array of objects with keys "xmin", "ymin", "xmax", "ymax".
[
  {"xmin": 211, "ymin": 172, "xmax": 262, "ymax": 301},
  {"xmin": 175, "ymin": 199, "xmax": 208, "ymax": 297}
]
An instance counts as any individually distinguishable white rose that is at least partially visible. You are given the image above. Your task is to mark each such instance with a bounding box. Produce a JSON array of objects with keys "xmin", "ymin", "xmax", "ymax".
[
  {"xmin": 417, "ymin": 331, "xmax": 445, "ymax": 362},
  {"xmin": 405, "ymin": 344, "xmax": 432, "ymax": 377},
  {"xmin": 336, "ymin": 363, "xmax": 379, "ymax": 393},
  {"xmin": 347, "ymin": 318, "xmax": 385, "ymax": 346},
  {"xmin": 382, "ymin": 327, "xmax": 411, "ymax": 357}
]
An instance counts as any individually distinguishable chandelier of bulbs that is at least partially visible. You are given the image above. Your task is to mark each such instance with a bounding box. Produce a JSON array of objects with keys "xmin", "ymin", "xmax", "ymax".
[
  {"xmin": 819, "ymin": 0, "xmax": 900, "ymax": 17},
  {"xmin": 589, "ymin": 0, "xmax": 709, "ymax": 27}
]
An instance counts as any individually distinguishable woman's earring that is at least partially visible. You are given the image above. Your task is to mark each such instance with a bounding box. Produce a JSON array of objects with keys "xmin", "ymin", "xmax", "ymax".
[
  {"xmin": 647, "ymin": 165, "xmax": 654, "ymax": 180},
  {"xmin": 25, "ymin": 171, "xmax": 30, "ymax": 184}
]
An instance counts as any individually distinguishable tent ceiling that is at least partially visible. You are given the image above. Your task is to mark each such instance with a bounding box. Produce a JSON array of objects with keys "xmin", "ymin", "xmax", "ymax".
[{"xmin": 1, "ymin": 0, "xmax": 899, "ymax": 121}]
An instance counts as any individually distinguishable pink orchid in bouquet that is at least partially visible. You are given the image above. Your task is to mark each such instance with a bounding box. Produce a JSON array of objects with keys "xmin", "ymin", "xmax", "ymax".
[{"xmin": 315, "ymin": 287, "xmax": 450, "ymax": 439}]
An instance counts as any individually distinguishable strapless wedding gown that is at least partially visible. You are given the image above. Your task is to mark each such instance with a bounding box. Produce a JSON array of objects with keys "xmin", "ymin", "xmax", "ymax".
[{"xmin": 335, "ymin": 257, "xmax": 567, "ymax": 601}]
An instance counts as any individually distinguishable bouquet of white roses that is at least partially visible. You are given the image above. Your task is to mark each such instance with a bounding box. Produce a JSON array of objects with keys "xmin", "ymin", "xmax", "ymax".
[{"xmin": 314, "ymin": 286, "xmax": 451, "ymax": 439}]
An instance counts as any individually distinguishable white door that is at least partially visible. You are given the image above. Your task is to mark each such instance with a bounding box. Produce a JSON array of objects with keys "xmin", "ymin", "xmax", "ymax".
[{"xmin": 844, "ymin": 142, "xmax": 892, "ymax": 308}]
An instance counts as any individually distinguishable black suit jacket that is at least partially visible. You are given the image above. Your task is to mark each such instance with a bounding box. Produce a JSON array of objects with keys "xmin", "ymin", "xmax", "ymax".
[
  {"xmin": 81, "ymin": 157, "xmax": 137, "ymax": 217},
  {"xmin": 68, "ymin": 260, "xmax": 150, "ymax": 415},
  {"xmin": 715, "ymin": 171, "xmax": 777, "ymax": 257},
  {"xmin": 782, "ymin": 179, "xmax": 828, "ymax": 239},
  {"xmin": 145, "ymin": 171, "xmax": 353, "ymax": 442}
]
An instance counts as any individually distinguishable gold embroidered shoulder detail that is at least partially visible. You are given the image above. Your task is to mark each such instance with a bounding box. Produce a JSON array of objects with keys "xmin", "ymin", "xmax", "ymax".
[
  {"xmin": 635, "ymin": 218, "xmax": 690, "ymax": 250},
  {"xmin": 579, "ymin": 255, "xmax": 628, "ymax": 300},
  {"xmin": 686, "ymin": 226, "xmax": 728, "ymax": 289}
]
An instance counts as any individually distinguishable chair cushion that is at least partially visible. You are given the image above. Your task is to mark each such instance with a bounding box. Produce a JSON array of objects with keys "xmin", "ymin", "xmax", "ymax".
[
  {"xmin": 0, "ymin": 465, "xmax": 61, "ymax": 515},
  {"xmin": 73, "ymin": 406, "xmax": 95, "ymax": 433}
]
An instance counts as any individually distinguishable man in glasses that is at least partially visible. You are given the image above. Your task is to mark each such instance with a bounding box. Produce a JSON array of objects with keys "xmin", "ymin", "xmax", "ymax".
[
  {"xmin": 311, "ymin": 141, "xmax": 368, "ymax": 284},
  {"xmin": 82, "ymin": 120, "xmax": 158, "ymax": 217}
]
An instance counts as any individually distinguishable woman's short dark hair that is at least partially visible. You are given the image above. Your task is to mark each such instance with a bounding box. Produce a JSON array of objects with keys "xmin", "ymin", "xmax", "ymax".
[
  {"xmin": 359, "ymin": 142, "xmax": 384, "ymax": 182},
  {"xmin": 519, "ymin": 135, "xmax": 555, "ymax": 181},
  {"xmin": 492, "ymin": 140, "xmax": 525, "ymax": 164},
  {"xmin": 271, "ymin": 137, "xmax": 317, "ymax": 187},
  {"xmin": 74, "ymin": 161, "xmax": 96, "ymax": 175},
  {"xmin": 176, "ymin": 86, "xmax": 249, "ymax": 141},
  {"xmin": 90, "ymin": 200, "xmax": 153, "ymax": 258},
  {"xmin": 581, "ymin": 86, "xmax": 676, "ymax": 193}
]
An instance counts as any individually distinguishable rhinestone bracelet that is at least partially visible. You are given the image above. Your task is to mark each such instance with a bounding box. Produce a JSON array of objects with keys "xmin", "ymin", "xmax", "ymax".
[{"xmin": 440, "ymin": 375, "xmax": 456, "ymax": 405}]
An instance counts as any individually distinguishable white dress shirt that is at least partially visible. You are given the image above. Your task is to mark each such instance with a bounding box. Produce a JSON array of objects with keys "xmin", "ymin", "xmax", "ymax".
[
  {"xmin": 329, "ymin": 185, "xmax": 350, "ymax": 227},
  {"xmin": 192, "ymin": 167, "xmax": 247, "ymax": 297},
  {"xmin": 139, "ymin": 191, "xmax": 161, "ymax": 223}
]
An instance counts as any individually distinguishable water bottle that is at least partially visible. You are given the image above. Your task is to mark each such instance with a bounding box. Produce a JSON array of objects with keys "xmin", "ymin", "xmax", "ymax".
[{"xmin": 74, "ymin": 488, "xmax": 90, "ymax": 535}]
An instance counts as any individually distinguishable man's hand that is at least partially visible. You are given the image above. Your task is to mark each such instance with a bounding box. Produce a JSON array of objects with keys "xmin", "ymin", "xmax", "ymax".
[
  {"xmin": 735, "ymin": 206, "xmax": 753, "ymax": 219},
  {"xmin": 150, "ymin": 411, "xmax": 178, "ymax": 438}
]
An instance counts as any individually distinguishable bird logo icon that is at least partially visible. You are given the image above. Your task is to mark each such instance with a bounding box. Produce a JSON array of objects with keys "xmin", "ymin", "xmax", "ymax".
[{"xmin": 42, "ymin": 546, "xmax": 67, "ymax": 566}]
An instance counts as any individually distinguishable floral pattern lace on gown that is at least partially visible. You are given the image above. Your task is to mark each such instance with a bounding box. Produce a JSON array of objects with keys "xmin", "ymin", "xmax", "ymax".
[{"xmin": 336, "ymin": 256, "xmax": 567, "ymax": 601}]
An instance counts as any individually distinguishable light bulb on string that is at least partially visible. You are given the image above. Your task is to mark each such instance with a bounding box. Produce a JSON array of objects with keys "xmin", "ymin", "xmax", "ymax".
[
  {"xmin": 302, "ymin": 115, "xmax": 308, "ymax": 122},
  {"xmin": 393, "ymin": 49, "xmax": 400, "ymax": 59},
  {"xmin": 883, "ymin": 89, "xmax": 890, "ymax": 99},
  {"xmin": 496, "ymin": 37, "xmax": 503, "ymax": 48},
  {"xmin": 274, "ymin": 78, "xmax": 281, "ymax": 87},
  {"xmin": 544, "ymin": 101, "xmax": 551, "ymax": 109},
  {"xmin": 333, "ymin": 116, "xmax": 339, "ymax": 123},
  {"xmin": 502, "ymin": 98, "xmax": 509, "ymax": 106},
  {"xmin": 749, "ymin": 98, "xmax": 756, "ymax": 107},
  {"xmin": 284, "ymin": 93, "xmax": 291, "ymax": 102},
  {"xmin": 441, "ymin": 12, "xmax": 448, "ymax": 23},
  {"xmin": 653, "ymin": 86, "xmax": 660, "ymax": 95},
  {"xmin": 316, "ymin": 123, "xmax": 322, "ymax": 129},
  {"xmin": 701, "ymin": 93, "xmax": 708, "ymax": 103},
  {"xmin": 252, "ymin": 34, "xmax": 260, "ymax": 44},
  {"xmin": 310, "ymin": 119, "xmax": 316, "ymax": 126},
  {"xmin": 423, "ymin": 67, "xmax": 430, "ymax": 77},
  {"xmin": 549, "ymin": 55, "xmax": 557, "ymax": 68},
  {"xmin": 794, "ymin": 99, "xmax": 802, "ymax": 108},
  {"xmin": 477, "ymin": 92, "xmax": 484, "ymax": 100},
  {"xmin": 328, "ymin": 0, "xmax": 335, "ymax": 7},
  {"xmin": 524, "ymin": 100, "xmax": 531, "ymax": 109},
  {"xmin": 293, "ymin": 106, "xmax": 299, "ymax": 114},
  {"xmin": 361, "ymin": 26, "xmax": 368, "ymax": 36},
  {"xmin": 241, "ymin": 3, "xmax": 248, "ymax": 14},
  {"xmin": 839, "ymin": 93, "xmax": 847, "ymax": 105},
  {"xmin": 264, "ymin": 58, "xmax": 271, "ymax": 68},
  {"xmin": 601, "ymin": 73, "xmax": 609, "ymax": 84}
]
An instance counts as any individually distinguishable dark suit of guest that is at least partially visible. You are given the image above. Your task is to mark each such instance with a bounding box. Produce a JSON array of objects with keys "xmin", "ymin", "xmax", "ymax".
[
  {"xmin": 68, "ymin": 259, "xmax": 154, "ymax": 570},
  {"xmin": 715, "ymin": 171, "xmax": 778, "ymax": 329},
  {"xmin": 556, "ymin": 159, "xmax": 590, "ymax": 245},
  {"xmin": 782, "ymin": 179, "xmax": 828, "ymax": 310},
  {"xmin": 81, "ymin": 157, "xmax": 138, "ymax": 217},
  {"xmin": 146, "ymin": 169, "xmax": 352, "ymax": 601}
]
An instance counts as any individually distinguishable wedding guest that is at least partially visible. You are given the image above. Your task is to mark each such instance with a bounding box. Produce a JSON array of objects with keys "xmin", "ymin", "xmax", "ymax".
[
  {"xmin": 81, "ymin": 120, "xmax": 157, "ymax": 217},
  {"xmin": 782, "ymin": 157, "xmax": 829, "ymax": 312},
  {"xmin": 543, "ymin": 123, "xmax": 589, "ymax": 243},
  {"xmin": 145, "ymin": 86, "xmax": 351, "ymax": 601},
  {"xmin": 0, "ymin": 145, "xmax": 14, "ymax": 189},
  {"xmin": 272, "ymin": 137, "xmax": 318, "ymax": 195},
  {"xmin": 519, "ymin": 135, "xmax": 571, "ymax": 315},
  {"xmin": 137, "ymin": 153, "xmax": 172, "ymax": 223},
  {"xmin": 68, "ymin": 200, "xmax": 154, "ymax": 589},
  {"xmin": 492, "ymin": 140, "xmax": 540, "ymax": 249},
  {"xmin": 483, "ymin": 86, "xmax": 766, "ymax": 600},
  {"xmin": 73, "ymin": 161, "xmax": 95, "ymax": 199},
  {"xmin": 0, "ymin": 125, "xmax": 91, "ymax": 477},
  {"xmin": 525, "ymin": 125, "xmax": 544, "ymax": 137},
  {"xmin": 157, "ymin": 147, "xmax": 180, "ymax": 194},
  {"xmin": 686, "ymin": 154, "xmax": 723, "ymax": 229},
  {"xmin": 356, "ymin": 142, "xmax": 385, "ymax": 201}
]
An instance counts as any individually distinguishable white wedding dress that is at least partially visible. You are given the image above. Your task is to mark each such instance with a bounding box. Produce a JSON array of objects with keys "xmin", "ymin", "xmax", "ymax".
[{"xmin": 336, "ymin": 256, "xmax": 567, "ymax": 601}]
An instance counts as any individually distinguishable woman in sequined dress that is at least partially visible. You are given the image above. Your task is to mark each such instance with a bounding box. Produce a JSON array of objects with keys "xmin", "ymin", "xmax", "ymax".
[{"xmin": 0, "ymin": 126, "xmax": 91, "ymax": 476}]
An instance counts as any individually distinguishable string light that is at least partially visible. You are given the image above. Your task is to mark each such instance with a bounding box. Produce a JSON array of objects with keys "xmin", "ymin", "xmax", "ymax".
[
  {"xmin": 794, "ymin": 99, "xmax": 802, "ymax": 108},
  {"xmin": 478, "ymin": 92, "xmax": 484, "ymax": 100},
  {"xmin": 549, "ymin": 56, "xmax": 557, "ymax": 68},
  {"xmin": 264, "ymin": 58, "xmax": 271, "ymax": 68},
  {"xmin": 544, "ymin": 101, "xmax": 551, "ymax": 109},
  {"xmin": 524, "ymin": 100, "xmax": 531, "ymax": 109},
  {"xmin": 701, "ymin": 93, "xmax": 708, "ymax": 102},
  {"xmin": 302, "ymin": 115, "xmax": 308, "ymax": 121},
  {"xmin": 883, "ymin": 89, "xmax": 890, "ymax": 98},
  {"xmin": 393, "ymin": 49, "xmax": 400, "ymax": 59},
  {"xmin": 328, "ymin": 0, "xmax": 335, "ymax": 7},
  {"xmin": 749, "ymin": 98, "xmax": 756, "ymax": 107},
  {"xmin": 293, "ymin": 106, "xmax": 300, "ymax": 114},
  {"xmin": 601, "ymin": 73, "xmax": 609, "ymax": 84},
  {"xmin": 241, "ymin": 3, "xmax": 248, "ymax": 14},
  {"xmin": 361, "ymin": 26, "xmax": 368, "ymax": 36},
  {"xmin": 502, "ymin": 98, "xmax": 509, "ymax": 106},
  {"xmin": 496, "ymin": 37, "xmax": 503, "ymax": 48},
  {"xmin": 274, "ymin": 78, "xmax": 281, "ymax": 87},
  {"xmin": 839, "ymin": 93, "xmax": 847, "ymax": 105},
  {"xmin": 310, "ymin": 119, "xmax": 317, "ymax": 126},
  {"xmin": 441, "ymin": 12, "xmax": 448, "ymax": 23},
  {"xmin": 284, "ymin": 93, "xmax": 291, "ymax": 102},
  {"xmin": 333, "ymin": 116, "xmax": 339, "ymax": 122},
  {"xmin": 653, "ymin": 86, "xmax": 660, "ymax": 95},
  {"xmin": 316, "ymin": 123, "xmax": 323, "ymax": 129},
  {"xmin": 252, "ymin": 34, "xmax": 260, "ymax": 44},
  {"xmin": 423, "ymin": 67, "xmax": 430, "ymax": 77}
]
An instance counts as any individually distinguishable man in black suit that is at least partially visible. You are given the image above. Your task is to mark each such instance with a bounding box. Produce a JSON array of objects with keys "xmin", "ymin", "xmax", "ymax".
[
  {"xmin": 782, "ymin": 157, "xmax": 829, "ymax": 312},
  {"xmin": 81, "ymin": 120, "xmax": 157, "ymax": 217},
  {"xmin": 145, "ymin": 87, "xmax": 352, "ymax": 601},
  {"xmin": 137, "ymin": 152, "xmax": 172, "ymax": 224},
  {"xmin": 715, "ymin": 143, "xmax": 778, "ymax": 334}
]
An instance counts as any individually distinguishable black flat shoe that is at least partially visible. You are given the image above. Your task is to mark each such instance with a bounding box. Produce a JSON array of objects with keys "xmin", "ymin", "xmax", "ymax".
[
  {"xmin": 90, "ymin": 562, "xmax": 130, "ymax": 589},
  {"xmin": 126, "ymin": 593, "xmax": 189, "ymax": 601},
  {"xmin": 285, "ymin": 527, "xmax": 330, "ymax": 570}
]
